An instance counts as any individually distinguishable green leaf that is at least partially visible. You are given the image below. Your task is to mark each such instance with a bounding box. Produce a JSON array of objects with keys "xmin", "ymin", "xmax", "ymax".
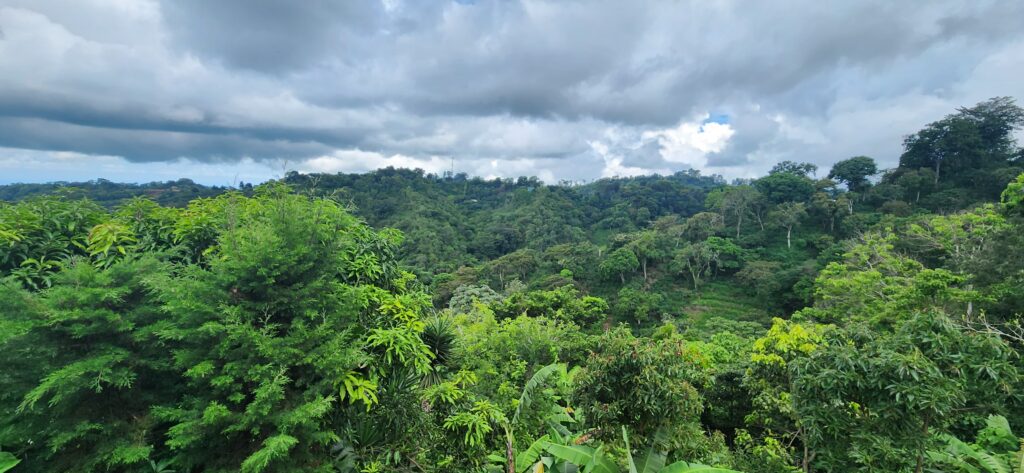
[
  {"xmin": 942, "ymin": 434, "xmax": 1010, "ymax": 473},
  {"xmin": 971, "ymin": 450, "xmax": 1010, "ymax": 473},
  {"xmin": 0, "ymin": 452, "xmax": 21, "ymax": 473},
  {"xmin": 661, "ymin": 462, "xmax": 744, "ymax": 473},
  {"xmin": 623, "ymin": 427, "xmax": 638, "ymax": 473},
  {"xmin": 513, "ymin": 363, "xmax": 565, "ymax": 424},
  {"xmin": 927, "ymin": 450, "xmax": 982, "ymax": 473},
  {"xmin": 517, "ymin": 435, "xmax": 552, "ymax": 473},
  {"xmin": 637, "ymin": 428, "xmax": 668, "ymax": 473},
  {"xmin": 239, "ymin": 434, "xmax": 298, "ymax": 473},
  {"xmin": 544, "ymin": 444, "xmax": 619, "ymax": 473}
]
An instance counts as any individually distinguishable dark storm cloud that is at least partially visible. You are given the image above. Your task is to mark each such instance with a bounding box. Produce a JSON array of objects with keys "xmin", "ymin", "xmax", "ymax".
[
  {"xmin": 160, "ymin": 0, "xmax": 386, "ymax": 73},
  {"xmin": 0, "ymin": 117, "xmax": 333, "ymax": 162},
  {"xmin": 616, "ymin": 139, "xmax": 670, "ymax": 170},
  {"xmin": 0, "ymin": 0, "xmax": 1023, "ymax": 182},
  {"xmin": 0, "ymin": 88, "xmax": 381, "ymax": 149},
  {"xmin": 703, "ymin": 112, "xmax": 784, "ymax": 168}
]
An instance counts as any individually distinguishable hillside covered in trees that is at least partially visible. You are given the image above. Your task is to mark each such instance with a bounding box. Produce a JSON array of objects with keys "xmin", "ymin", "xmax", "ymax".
[{"xmin": 2, "ymin": 97, "xmax": 1024, "ymax": 472}]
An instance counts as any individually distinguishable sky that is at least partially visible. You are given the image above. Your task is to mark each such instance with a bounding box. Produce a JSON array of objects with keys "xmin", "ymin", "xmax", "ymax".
[{"xmin": 1, "ymin": 0, "xmax": 1023, "ymax": 186}]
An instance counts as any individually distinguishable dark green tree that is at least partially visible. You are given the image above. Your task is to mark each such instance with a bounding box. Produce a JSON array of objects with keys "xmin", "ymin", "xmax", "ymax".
[
  {"xmin": 574, "ymin": 328, "xmax": 707, "ymax": 443},
  {"xmin": 827, "ymin": 156, "xmax": 877, "ymax": 193},
  {"xmin": 793, "ymin": 313, "xmax": 1018, "ymax": 473},
  {"xmin": 614, "ymin": 287, "xmax": 665, "ymax": 326},
  {"xmin": 708, "ymin": 185, "xmax": 761, "ymax": 238},
  {"xmin": 899, "ymin": 97, "xmax": 1023, "ymax": 187},
  {"xmin": 0, "ymin": 257, "xmax": 177, "ymax": 472},
  {"xmin": 601, "ymin": 247, "xmax": 640, "ymax": 284},
  {"xmin": 755, "ymin": 173, "xmax": 816, "ymax": 204},
  {"xmin": 680, "ymin": 212, "xmax": 726, "ymax": 242},
  {"xmin": 770, "ymin": 202, "xmax": 807, "ymax": 249},
  {"xmin": 770, "ymin": 161, "xmax": 818, "ymax": 178}
]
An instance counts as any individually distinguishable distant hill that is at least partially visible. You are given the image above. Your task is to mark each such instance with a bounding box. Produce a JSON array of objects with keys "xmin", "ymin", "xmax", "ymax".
[{"xmin": 0, "ymin": 178, "xmax": 232, "ymax": 208}]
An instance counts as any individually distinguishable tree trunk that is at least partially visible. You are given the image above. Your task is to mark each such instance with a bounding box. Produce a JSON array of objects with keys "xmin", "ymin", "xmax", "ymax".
[
  {"xmin": 736, "ymin": 213, "xmax": 743, "ymax": 238},
  {"xmin": 642, "ymin": 259, "xmax": 648, "ymax": 281},
  {"xmin": 505, "ymin": 428, "xmax": 515, "ymax": 473},
  {"xmin": 619, "ymin": 273, "xmax": 625, "ymax": 284},
  {"xmin": 934, "ymin": 160, "xmax": 941, "ymax": 185},
  {"xmin": 966, "ymin": 284, "xmax": 974, "ymax": 317},
  {"xmin": 802, "ymin": 442, "xmax": 815, "ymax": 473},
  {"xmin": 787, "ymin": 227, "xmax": 792, "ymax": 249},
  {"xmin": 915, "ymin": 416, "xmax": 930, "ymax": 473},
  {"xmin": 915, "ymin": 189, "xmax": 921, "ymax": 203}
]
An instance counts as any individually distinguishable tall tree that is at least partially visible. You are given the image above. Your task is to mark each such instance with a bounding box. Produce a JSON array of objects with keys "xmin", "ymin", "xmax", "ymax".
[
  {"xmin": 743, "ymin": 317, "xmax": 828, "ymax": 473},
  {"xmin": 896, "ymin": 167, "xmax": 937, "ymax": 203},
  {"xmin": 490, "ymin": 249, "xmax": 540, "ymax": 286},
  {"xmin": 810, "ymin": 192, "xmax": 850, "ymax": 234},
  {"xmin": 0, "ymin": 257, "xmax": 178, "ymax": 472},
  {"xmin": 770, "ymin": 202, "xmax": 807, "ymax": 249},
  {"xmin": 680, "ymin": 212, "xmax": 726, "ymax": 242},
  {"xmin": 958, "ymin": 96, "xmax": 1024, "ymax": 151},
  {"xmin": 900, "ymin": 115, "xmax": 980, "ymax": 185},
  {"xmin": 899, "ymin": 97, "xmax": 1024, "ymax": 186},
  {"xmin": 710, "ymin": 186, "xmax": 761, "ymax": 238},
  {"xmin": 601, "ymin": 247, "xmax": 640, "ymax": 284},
  {"xmin": 770, "ymin": 161, "xmax": 818, "ymax": 177},
  {"xmin": 827, "ymin": 156, "xmax": 877, "ymax": 193},
  {"xmin": 674, "ymin": 242, "xmax": 712, "ymax": 291},
  {"xmin": 626, "ymin": 230, "xmax": 669, "ymax": 282},
  {"xmin": 907, "ymin": 205, "xmax": 1008, "ymax": 315},
  {"xmin": 755, "ymin": 173, "xmax": 816, "ymax": 204},
  {"xmin": 155, "ymin": 190, "xmax": 431, "ymax": 472}
]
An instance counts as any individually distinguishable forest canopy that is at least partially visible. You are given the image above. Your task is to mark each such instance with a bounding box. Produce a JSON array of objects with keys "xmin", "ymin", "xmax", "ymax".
[{"xmin": 2, "ymin": 97, "xmax": 1024, "ymax": 472}]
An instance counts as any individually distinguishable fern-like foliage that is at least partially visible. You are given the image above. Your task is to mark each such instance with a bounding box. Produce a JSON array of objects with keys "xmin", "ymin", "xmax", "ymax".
[{"xmin": 927, "ymin": 415, "xmax": 1022, "ymax": 473}]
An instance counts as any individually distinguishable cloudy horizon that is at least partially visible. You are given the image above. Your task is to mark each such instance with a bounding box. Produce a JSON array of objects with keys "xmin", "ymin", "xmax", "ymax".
[{"xmin": 1, "ymin": 0, "xmax": 1023, "ymax": 186}]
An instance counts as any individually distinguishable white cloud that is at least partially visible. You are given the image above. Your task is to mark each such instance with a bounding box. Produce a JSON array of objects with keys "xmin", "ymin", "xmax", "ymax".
[
  {"xmin": 0, "ymin": 148, "xmax": 277, "ymax": 185},
  {"xmin": 299, "ymin": 150, "xmax": 450, "ymax": 175},
  {"xmin": 643, "ymin": 117, "xmax": 735, "ymax": 169}
]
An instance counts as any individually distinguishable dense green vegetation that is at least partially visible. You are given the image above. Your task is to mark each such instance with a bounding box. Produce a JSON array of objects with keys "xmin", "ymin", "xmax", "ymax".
[
  {"xmin": 0, "ymin": 178, "xmax": 231, "ymax": 209},
  {"xmin": 1, "ymin": 97, "xmax": 1024, "ymax": 472}
]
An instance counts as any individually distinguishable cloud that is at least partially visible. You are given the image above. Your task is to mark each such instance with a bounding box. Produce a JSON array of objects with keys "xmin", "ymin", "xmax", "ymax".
[
  {"xmin": 161, "ymin": 0, "xmax": 386, "ymax": 73},
  {"xmin": 643, "ymin": 118, "xmax": 735, "ymax": 169},
  {"xmin": 299, "ymin": 150, "xmax": 450, "ymax": 175},
  {"xmin": 0, "ymin": 148, "xmax": 278, "ymax": 185},
  {"xmin": 1, "ymin": 0, "xmax": 1023, "ymax": 183}
]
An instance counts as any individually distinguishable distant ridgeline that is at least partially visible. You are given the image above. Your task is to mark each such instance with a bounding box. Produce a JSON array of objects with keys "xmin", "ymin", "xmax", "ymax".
[{"xmin": 0, "ymin": 178, "xmax": 231, "ymax": 208}]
